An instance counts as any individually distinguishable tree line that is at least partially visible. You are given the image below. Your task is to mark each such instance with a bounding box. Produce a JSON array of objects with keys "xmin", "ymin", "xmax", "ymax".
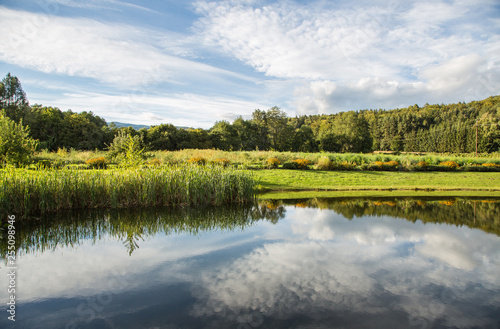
[{"xmin": 2, "ymin": 73, "xmax": 500, "ymax": 154}]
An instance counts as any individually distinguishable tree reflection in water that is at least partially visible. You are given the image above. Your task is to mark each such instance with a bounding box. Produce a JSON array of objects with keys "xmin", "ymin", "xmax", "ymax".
[{"xmin": 1, "ymin": 197, "xmax": 499, "ymax": 259}]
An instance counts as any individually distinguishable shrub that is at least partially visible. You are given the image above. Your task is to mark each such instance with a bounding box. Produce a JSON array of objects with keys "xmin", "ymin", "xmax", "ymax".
[
  {"xmin": 412, "ymin": 161, "xmax": 430, "ymax": 171},
  {"xmin": 86, "ymin": 157, "xmax": 107, "ymax": 169},
  {"xmin": 330, "ymin": 161, "xmax": 357, "ymax": 171},
  {"xmin": 416, "ymin": 161, "xmax": 428, "ymax": 168},
  {"xmin": 464, "ymin": 164, "xmax": 500, "ymax": 172},
  {"xmin": 368, "ymin": 161, "xmax": 399, "ymax": 171},
  {"xmin": 187, "ymin": 157, "xmax": 206, "ymax": 165},
  {"xmin": 211, "ymin": 158, "xmax": 231, "ymax": 167},
  {"xmin": 282, "ymin": 161, "xmax": 297, "ymax": 169},
  {"xmin": 315, "ymin": 157, "xmax": 332, "ymax": 170},
  {"xmin": 0, "ymin": 111, "xmax": 38, "ymax": 167},
  {"xmin": 482, "ymin": 163, "xmax": 500, "ymax": 168},
  {"xmin": 386, "ymin": 160, "xmax": 399, "ymax": 167},
  {"xmin": 292, "ymin": 159, "xmax": 311, "ymax": 169},
  {"xmin": 266, "ymin": 158, "xmax": 280, "ymax": 169},
  {"xmin": 439, "ymin": 161, "xmax": 459, "ymax": 170},
  {"xmin": 108, "ymin": 132, "xmax": 146, "ymax": 167}
]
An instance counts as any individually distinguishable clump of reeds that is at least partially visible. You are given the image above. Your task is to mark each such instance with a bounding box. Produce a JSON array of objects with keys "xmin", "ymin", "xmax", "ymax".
[{"xmin": 0, "ymin": 165, "xmax": 255, "ymax": 217}]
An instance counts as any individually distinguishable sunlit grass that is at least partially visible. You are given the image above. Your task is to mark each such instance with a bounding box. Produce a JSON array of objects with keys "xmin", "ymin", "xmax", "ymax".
[
  {"xmin": 0, "ymin": 164, "xmax": 255, "ymax": 217},
  {"xmin": 253, "ymin": 170, "xmax": 500, "ymax": 193}
]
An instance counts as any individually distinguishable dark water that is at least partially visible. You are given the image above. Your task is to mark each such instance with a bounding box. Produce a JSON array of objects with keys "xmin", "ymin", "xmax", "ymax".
[{"xmin": 1, "ymin": 197, "xmax": 500, "ymax": 329}]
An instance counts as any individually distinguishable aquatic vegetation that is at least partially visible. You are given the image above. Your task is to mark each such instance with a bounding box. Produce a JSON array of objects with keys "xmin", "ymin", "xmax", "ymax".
[{"xmin": 0, "ymin": 165, "xmax": 255, "ymax": 217}]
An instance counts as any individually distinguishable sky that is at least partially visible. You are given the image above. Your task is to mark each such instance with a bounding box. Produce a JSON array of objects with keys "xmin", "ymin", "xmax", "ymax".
[{"xmin": 0, "ymin": 0, "xmax": 499, "ymax": 128}]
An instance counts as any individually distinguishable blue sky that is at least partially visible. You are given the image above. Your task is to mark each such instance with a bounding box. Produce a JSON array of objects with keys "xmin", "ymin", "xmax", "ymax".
[{"xmin": 1, "ymin": 0, "xmax": 499, "ymax": 128}]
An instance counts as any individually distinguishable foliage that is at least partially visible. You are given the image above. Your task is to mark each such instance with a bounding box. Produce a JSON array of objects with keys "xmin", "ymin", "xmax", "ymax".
[
  {"xmin": 108, "ymin": 131, "xmax": 145, "ymax": 167},
  {"xmin": 187, "ymin": 157, "xmax": 207, "ymax": 165},
  {"xmin": 439, "ymin": 161, "xmax": 460, "ymax": 170},
  {"xmin": 0, "ymin": 111, "xmax": 38, "ymax": 167},
  {"xmin": 210, "ymin": 158, "xmax": 231, "ymax": 167},
  {"xmin": 266, "ymin": 157, "xmax": 280, "ymax": 169},
  {"xmin": 0, "ymin": 73, "xmax": 29, "ymax": 123},
  {"xmin": 368, "ymin": 160, "xmax": 400, "ymax": 171},
  {"xmin": 282, "ymin": 159, "xmax": 312, "ymax": 170},
  {"xmin": 86, "ymin": 157, "xmax": 107, "ymax": 169},
  {"xmin": 3, "ymin": 74, "xmax": 500, "ymax": 155},
  {"xmin": 314, "ymin": 156, "xmax": 333, "ymax": 170}
]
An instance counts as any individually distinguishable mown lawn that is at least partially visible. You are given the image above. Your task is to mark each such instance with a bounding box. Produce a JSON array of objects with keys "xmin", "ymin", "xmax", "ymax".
[{"xmin": 252, "ymin": 170, "xmax": 500, "ymax": 192}]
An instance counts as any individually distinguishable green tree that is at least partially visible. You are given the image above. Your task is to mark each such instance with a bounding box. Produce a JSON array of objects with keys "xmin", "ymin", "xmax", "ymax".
[
  {"xmin": 209, "ymin": 120, "xmax": 241, "ymax": 151},
  {"xmin": 233, "ymin": 117, "xmax": 262, "ymax": 151},
  {"xmin": 291, "ymin": 125, "xmax": 318, "ymax": 152},
  {"xmin": 0, "ymin": 111, "xmax": 38, "ymax": 166},
  {"xmin": 108, "ymin": 130, "xmax": 145, "ymax": 167},
  {"xmin": 147, "ymin": 124, "xmax": 178, "ymax": 150},
  {"xmin": 0, "ymin": 73, "xmax": 29, "ymax": 123}
]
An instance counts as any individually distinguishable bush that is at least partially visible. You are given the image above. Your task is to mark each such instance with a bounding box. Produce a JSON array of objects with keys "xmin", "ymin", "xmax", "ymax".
[
  {"xmin": 464, "ymin": 164, "xmax": 500, "ymax": 172},
  {"xmin": 292, "ymin": 159, "xmax": 311, "ymax": 169},
  {"xmin": 108, "ymin": 132, "xmax": 146, "ymax": 167},
  {"xmin": 86, "ymin": 157, "xmax": 107, "ymax": 169},
  {"xmin": 368, "ymin": 161, "xmax": 399, "ymax": 171},
  {"xmin": 266, "ymin": 158, "xmax": 280, "ymax": 169},
  {"xmin": 187, "ymin": 157, "xmax": 206, "ymax": 165},
  {"xmin": 211, "ymin": 158, "xmax": 231, "ymax": 167},
  {"xmin": 416, "ymin": 161, "xmax": 428, "ymax": 168},
  {"xmin": 0, "ymin": 111, "xmax": 38, "ymax": 167},
  {"xmin": 330, "ymin": 161, "xmax": 357, "ymax": 171},
  {"xmin": 439, "ymin": 161, "xmax": 459, "ymax": 170},
  {"xmin": 282, "ymin": 161, "xmax": 298, "ymax": 169},
  {"xmin": 315, "ymin": 157, "xmax": 332, "ymax": 170}
]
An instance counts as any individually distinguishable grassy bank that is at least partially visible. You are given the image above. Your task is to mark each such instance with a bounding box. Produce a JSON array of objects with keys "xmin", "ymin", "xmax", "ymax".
[
  {"xmin": 253, "ymin": 170, "xmax": 500, "ymax": 194},
  {"xmin": 0, "ymin": 165, "xmax": 254, "ymax": 217}
]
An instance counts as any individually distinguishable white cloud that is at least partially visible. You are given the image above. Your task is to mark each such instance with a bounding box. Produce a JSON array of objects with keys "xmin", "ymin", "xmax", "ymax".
[
  {"xmin": 195, "ymin": 0, "xmax": 500, "ymax": 114},
  {"xmin": 0, "ymin": 6, "xmax": 246, "ymax": 88}
]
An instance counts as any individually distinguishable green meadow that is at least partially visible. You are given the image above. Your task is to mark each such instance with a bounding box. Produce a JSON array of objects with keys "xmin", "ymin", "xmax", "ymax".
[{"xmin": 2, "ymin": 149, "xmax": 500, "ymax": 217}]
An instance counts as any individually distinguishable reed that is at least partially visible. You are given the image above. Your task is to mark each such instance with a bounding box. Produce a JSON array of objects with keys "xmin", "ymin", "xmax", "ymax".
[{"xmin": 0, "ymin": 165, "xmax": 255, "ymax": 217}]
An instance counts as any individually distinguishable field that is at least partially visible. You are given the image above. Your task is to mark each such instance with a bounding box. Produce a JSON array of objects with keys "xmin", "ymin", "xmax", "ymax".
[
  {"xmin": 2, "ymin": 149, "xmax": 500, "ymax": 217},
  {"xmin": 34, "ymin": 148, "xmax": 500, "ymax": 169}
]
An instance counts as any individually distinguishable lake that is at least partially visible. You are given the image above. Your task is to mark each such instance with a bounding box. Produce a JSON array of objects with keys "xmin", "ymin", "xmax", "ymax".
[{"xmin": 1, "ymin": 197, "xmax": 500, "ymax": 329}]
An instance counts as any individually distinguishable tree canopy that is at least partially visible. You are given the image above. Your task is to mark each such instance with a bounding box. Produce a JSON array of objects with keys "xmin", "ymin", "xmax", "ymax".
[{"xmin": 1, "ymin": 73, "xmax": 500, "ymax": 154}]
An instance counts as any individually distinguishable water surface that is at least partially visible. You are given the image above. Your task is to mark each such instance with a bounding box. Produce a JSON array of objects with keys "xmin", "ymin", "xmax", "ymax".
[{"xmin": 1, "ymin": 197, "xmax": 499, "ymax": 329}]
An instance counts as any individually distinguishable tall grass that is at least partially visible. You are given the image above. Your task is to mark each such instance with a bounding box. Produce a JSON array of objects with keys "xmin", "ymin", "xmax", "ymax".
[{"xmin": 0, "ymin": 165, "xmax": 255, "ymax": 217}]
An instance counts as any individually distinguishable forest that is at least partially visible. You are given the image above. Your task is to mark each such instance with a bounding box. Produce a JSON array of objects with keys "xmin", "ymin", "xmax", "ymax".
[{"xmin": 2, "ymin": 73, "xmax": 500, "ymax": 155}]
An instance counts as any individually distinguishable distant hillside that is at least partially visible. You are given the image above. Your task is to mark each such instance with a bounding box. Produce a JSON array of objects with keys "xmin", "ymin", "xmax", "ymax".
[
  {"xmin": 110, "ymin": 122, "xmax": 192, "ymax": 130},
  {"xmin": 110, "ymin": 122, "xmax": 150, "ymax": 130}
]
